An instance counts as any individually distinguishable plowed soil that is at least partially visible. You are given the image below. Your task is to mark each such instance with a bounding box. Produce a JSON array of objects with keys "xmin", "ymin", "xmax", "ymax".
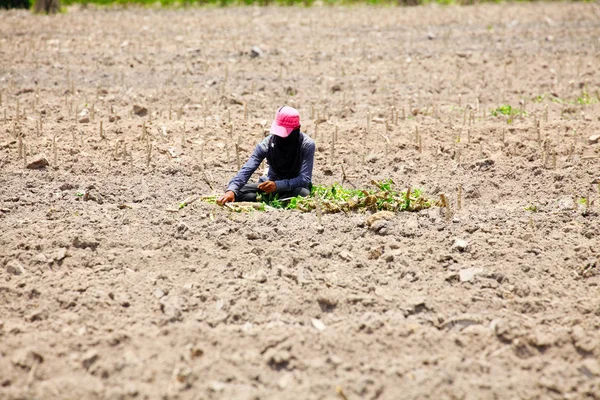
[{"xmin": 1, "ymin": 3, "xmax": 600, "ymax": 399}]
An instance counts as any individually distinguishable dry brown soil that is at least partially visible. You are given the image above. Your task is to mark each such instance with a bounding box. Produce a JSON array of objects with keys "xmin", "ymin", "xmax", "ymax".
[{"xmin": 1, "ymin": 3, "xmax": 600, "ymax": 399}]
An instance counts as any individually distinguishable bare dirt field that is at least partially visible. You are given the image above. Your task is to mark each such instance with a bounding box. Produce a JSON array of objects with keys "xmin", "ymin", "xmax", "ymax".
[{"xmin": 1, "ymin": 2, "xmax": 600, "ymax": 399}]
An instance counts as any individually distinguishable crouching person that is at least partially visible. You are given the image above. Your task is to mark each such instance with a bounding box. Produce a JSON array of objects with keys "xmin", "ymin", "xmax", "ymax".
[{"xmin": 217, "ymin": 106, "xmax": 315, "ymax": 205}]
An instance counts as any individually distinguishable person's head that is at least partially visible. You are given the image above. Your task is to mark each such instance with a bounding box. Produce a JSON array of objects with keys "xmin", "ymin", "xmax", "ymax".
[{"xmin": 270, "ymin": 106, "xmax": 300, "ymax": 139}]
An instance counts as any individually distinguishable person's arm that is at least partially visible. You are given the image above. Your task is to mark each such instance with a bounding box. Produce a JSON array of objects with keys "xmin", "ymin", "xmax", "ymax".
[
  {"xmin": 224, "ymin": 140, "xmax": 267, "ymax": 197},
  {"xmin": 274, "ymin": 139, "xmax": 315, "ymax": 193}
]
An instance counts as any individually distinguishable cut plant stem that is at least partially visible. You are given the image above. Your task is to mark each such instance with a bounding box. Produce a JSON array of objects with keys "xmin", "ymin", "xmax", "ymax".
[
  {"xmin": 17, "ymin": 135, "xmax": 23, "ymax": 159},
  {"xmin": 52, "ymin": 134, "xmax": 57, "ymax": 166},
  {"xmin": 457, "ymin": 184, "xmax": 462, "ymax": 210},
  {"xmin": 146, "ymin": 142, "xmax": 152, "ymax": 167},
  {"xmin": 329, "ymin": 131, "xmax": 335, "ymax": 167},
  {"xmin": 439, "ymin": 193, "xmax": 451, "ymax": 221}
]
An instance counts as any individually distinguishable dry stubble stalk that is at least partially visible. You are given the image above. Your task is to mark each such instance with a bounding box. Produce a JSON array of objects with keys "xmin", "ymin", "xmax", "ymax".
[
  {"xmin": 457, "ymin": 184, "xmax": 462, "ymax": 210},
  {"xmin": 329, "ymin": 130, "xmax": 335, "ymax": 167},
  {"xmin": 113, "ymin": 140, "xmax": 121, "ymax": 160},
  {"xmin": 52, "ymin": 134, "xmax": 57, "ymax": 166},
  {"xmin": 181, "ymin": 122, "xmax": 186, "ymax": 147},
  {"xmin": 315, "ymin": 196, "xmax": 323, "ymax": 227},
  {"xmin": 17, "ymin": 134, "xmax": 22, "ymax": 159},
  {"xmin": 146, "ymin": 141, "xmax": 152, "ymax": 167},
  {"xmin": 586, "ymin": 191, "xmax": 590, "ymax": 210},
  {"xmin": 440, "ymin": 193, "xmax": 451, "ymax": 221}
]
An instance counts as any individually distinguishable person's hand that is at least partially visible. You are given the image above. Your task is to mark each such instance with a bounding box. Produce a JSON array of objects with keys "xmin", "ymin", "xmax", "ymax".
[
  {"xmin": 258, "ymin": 181, "xmax": 277, "ymax": 194},
  {"xmin": 217, "ymin": 191, "xmax": 235, "ymax": 206}
]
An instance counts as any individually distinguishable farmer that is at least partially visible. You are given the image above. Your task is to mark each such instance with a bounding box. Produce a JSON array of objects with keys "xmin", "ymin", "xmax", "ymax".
[{"xmin": 217, "ymin": 106, "xmax": 315, "ymax": 205}]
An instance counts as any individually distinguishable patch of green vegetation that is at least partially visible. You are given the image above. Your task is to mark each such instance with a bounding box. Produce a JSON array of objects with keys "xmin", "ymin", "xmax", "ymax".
[
  {"xmin": 491, "ymin": 104, "xmax": 527, "ymax": 124},
  {"xmin": 533, "ymin": 92, "xmax": 598, "ymax": 106},
  {"xmin": 524, "ymin": 204, "xmax": 539, "ymax": 212},
  {"xmin": 576, "ymin": 91, "xmax": 596, "ymax": 105},
  {"xmin": 491, "ymin": 104, "xmax": 526, "ymax": 117},
  {"xmin": 253, "ymin": 180, "xmax": 433, "ymax": 213},
  {"xmin": 578, "ymin": 198, "xmax": 587, "ymax": 206}
]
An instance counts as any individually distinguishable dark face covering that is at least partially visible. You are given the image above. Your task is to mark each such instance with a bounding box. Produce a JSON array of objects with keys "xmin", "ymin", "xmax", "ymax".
[{"xmin": 267, "ymin": 128, "xmax": 302, "ymax": 179}]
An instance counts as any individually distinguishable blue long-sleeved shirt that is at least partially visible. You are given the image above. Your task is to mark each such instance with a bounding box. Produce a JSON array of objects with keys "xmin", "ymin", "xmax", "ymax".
[{"xmin": 226, "ymin": 132, "xmax": 315, "ymax": 195}]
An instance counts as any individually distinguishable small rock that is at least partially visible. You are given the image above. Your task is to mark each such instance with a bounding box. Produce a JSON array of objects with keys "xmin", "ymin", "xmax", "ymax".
[
  {"xmin": 246, "ymin": 231, "xmax": 260, "ymax": 240},
  {"xmin": 73, "ymin": 236, "xmax": 99, "ymax": 250},
  {"xmin": 132, "ymin": 105, "xmax": 148, "ymax": 117},
  {"xmin": 253, "ymin": 269, "xmax": 268, "ymax": 283},
  {"xmin": 331, "ymin": 84, "xmax": 342, "ymax": 93},
  {"xmin": 250, "ymin": 46, "xmax": 263, "ymax": 58},
  {"xmin": 339, "ymin": 251, "xmax": 353, "ymax": 262},
  {"xmin": 557, "ymin": 196, "xmax": 575, "ymax": 211},
  {"xmin": 6, "ymin": 260, "xmax": 25, "ymax": 275},
  {"xmin": 82, "ymin": 350, "xmax": 99, "ymax": 370},
  {"xmin": 78, "ymin": 109, "xmax": 90, "ymax": 123},
  {"xmin": 437, "ymin": 254, "xmax": 454, "ymax": 263},
  {"xmin": 27, "ymin": 308, "xmax": 49, "ymax": 322},
  {"xmin": 427, "ymin": 32, "xmax": 435, "ymax": 40},
  {"xmin": 168, "ymin": 146, "xmax": 183, "ymax": 158},
  {"xmin": 365, "ymin": 153, "xmax": 379, "ymax": 163},
  {"xmin": 108, "ymin": 115, "xmax": 121, "ymax": 123},
  {"xmin": 588, "ymin": 134, "xmax": 600, "ymax": 145},
  {"xmin": 579, "ymin": 359, "xmax": 600, "ymax": 378},
  {"xmin": 12, "ymin": 349, "xmax": 43, "ymax": 371},
  {"xmin": 209, "ymin": 381, "xmax": 225, "ymax": 392},
  {"xmin": 153, "ymin": 288, "xmax": 165, "ymax": 299},
  {"xmin": 459, "ymin": 267, "xmax": 483, "ymax": 282},
  {"xmin": 277, "ymin": 373, "xmax": 293, "ymax": 389},
  {"xmin": 172, "ymin": 367, "xmax": 192, "ymax": 390},
  {"xmin": 366, "ymin": 211, "xmax": 395, "ymax": 227},
  {"xmin": 0, "ymin": 140, "xmax": 16, "ymax": 149},
  {"xmin": 34, "ymin": 253, "xmax": 48, "ymax": 263},
  {"xmin": 186, "ymin": 344, "xmax": 203, "ymax": 359},
  {"xmin": 59, "ymin": 183, "xmax": 75, "ymax": 191},
  {"xmin": 265, "ymin": 349, "xmax": 291, "ymax": 369},
  {"xmin": 54, "ymin": 248, "xmax": 68, "ymax": 262},
  {"xmin": 26, "ymin": 154, "xmax": 49, "ymax": 169},
  {"xmin": 452, "ymin": 238, "xmax": 469, "ymax": 252},
  {"xmin": 317, "ymin": 295, "xmax": 338, "ymax": 310},
  {"xmin": 471, "ymin": 158, "xmax": 495, "ymax": 171},
  {"xmin": 311, "ymin": 318, "xmax": 326, "ymax": 332}
]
